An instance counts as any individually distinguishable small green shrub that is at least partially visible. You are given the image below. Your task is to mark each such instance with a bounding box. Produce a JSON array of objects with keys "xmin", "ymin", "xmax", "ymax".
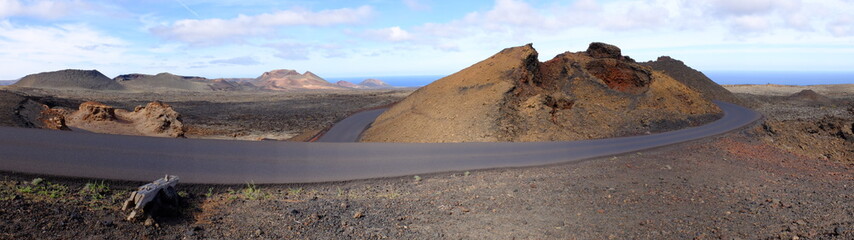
[
  {"xmin": 242, "ymin": 182, "xmax": 265, "ymax": 200},
  {"xmin": 287, "ymin": 187, "xmax": 303, "ymax": 196},
  {"xmin": 16, "ymin": 178, "xmax": 68, "ymax": 200},
  {"xmin": 80, "ymin": 181, "xmax": 110, "ymax": 200}
]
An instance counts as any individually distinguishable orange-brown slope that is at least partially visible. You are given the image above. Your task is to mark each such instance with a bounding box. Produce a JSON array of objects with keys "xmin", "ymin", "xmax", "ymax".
[{"xmin": 361, "ymin": 43, "xmax": 721, "ymax": 143}]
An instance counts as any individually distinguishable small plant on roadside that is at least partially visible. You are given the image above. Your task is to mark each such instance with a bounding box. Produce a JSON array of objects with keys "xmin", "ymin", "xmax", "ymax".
[
  {"xmin": 204, "ymin": 187, "xmax": 214, "ymax": 198},
  {"xmin": 81, "ymin": 181, "xmax": 110, "ymax": 200},
  {"xmin": 287, "ymin": 187, "xmax": 303, "ymax": 196},
  {"xmin": 414, "ymin": 175, "xmax": 422, "ymax": 182},
  {"xmin": 337, "ymin": 187, "xmax": 345, "ymax": 197},
  {"xmin": 242, "ymin": 182, "xmax": 265, "ymax": 200},
  {"xmin": 16, "ymin": 178, "xmax": 68, "ymax": 201},
  {"xmin": 464, "ymin": 171, "xmax": 471, "ymax": 177},
  {"xmin": 80, "ymin": 181, "xmax": 112, "ymax": 210}
]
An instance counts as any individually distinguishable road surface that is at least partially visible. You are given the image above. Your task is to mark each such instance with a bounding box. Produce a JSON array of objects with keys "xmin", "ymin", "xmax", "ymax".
[
  {"xmin": 316, "ymin": 109, "xmax": 386, "ymax": 142},
  {"xmin": 0, "ymin": 101, "xmax": 760, "ymax": 184}
]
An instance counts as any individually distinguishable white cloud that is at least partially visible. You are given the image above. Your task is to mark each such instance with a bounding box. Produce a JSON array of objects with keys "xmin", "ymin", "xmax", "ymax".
[
  {"xmin": 403, "ymin": 0, "xmax": 430, "ymax": 11},
  {"xmin": 827, "ymin": 17, "xmax": 854, "ymax": 37},
  {"xmin": 383, "ymin": 0, "xmax": 854, "ymax": 51},
  {"xmin": 151, "ymin": 5, "xmax": 374, "ymax": 45},
  {"xmin": 0, "ymin": 0, "xmax": 87, "ymax": 19},
  {"xmin": 363, "ymin": 26, "xmax": 414, "ymax": 42},
  {"xmin": 729, "ymin": 15, "xmax": 771, "ymax": 32},
  {"xmin": 0, "ymin": 20, "xmax": 130, "ymax": 78},
  {"xmin": 709, "ymin": 0, "xmax": 777, "ymax": 15},
  {"xmin": 209, "ymin": 56, "xmax": 259, "ymax": 65}
]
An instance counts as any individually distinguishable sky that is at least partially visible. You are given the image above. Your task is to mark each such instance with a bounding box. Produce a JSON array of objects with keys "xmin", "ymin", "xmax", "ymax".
[{"xmin": 0, "ymin": 0, "xmax": 853, "ymax": 80}]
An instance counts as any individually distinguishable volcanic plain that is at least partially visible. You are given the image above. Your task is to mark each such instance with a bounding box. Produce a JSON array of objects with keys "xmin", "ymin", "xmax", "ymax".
[{"xmin": 0, "ymin": 43, "xmax": 851, "ymax": 239}]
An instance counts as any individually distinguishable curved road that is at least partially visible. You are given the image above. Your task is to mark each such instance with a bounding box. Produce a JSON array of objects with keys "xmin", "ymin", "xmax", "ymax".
[
  {"xmin": 316, "ymin": 109, "xmax": 386, "ymax": 142},
  {"xmin": 0, "ymin": 101, "xmax": 760, "ymax": 184}
]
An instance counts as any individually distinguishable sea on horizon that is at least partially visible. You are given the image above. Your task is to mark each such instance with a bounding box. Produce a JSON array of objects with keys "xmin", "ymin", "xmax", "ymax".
[{"xmin": 330, "ymin": 71, "xmax": 853, "ymax": 88}]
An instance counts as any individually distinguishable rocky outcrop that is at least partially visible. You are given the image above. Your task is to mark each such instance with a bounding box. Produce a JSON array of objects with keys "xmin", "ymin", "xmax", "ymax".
[
  {"xmin": 361, "ymin": 43, "xmax": 721, "ymax": 143},
  {"xmin": 130, "ymin": 101, "xmax": 185, "ymax": 138},
  {"xmin": 13, "ymin": 69, "xmax": 124, "ymax": 90},
  {"xmin": 641, "ymin": 56, "xmax": 744, "ymax": 105},
  {"xmin": 65, "ymin": 101, "xmax": 185, "ymax": 138},
  {"xmin": 77, "ymin": 101, "xmax": 117, "ymax": 122},
  {"xmin": 17, "ymin": 99, "xmax": 70, "ymax": 130}
]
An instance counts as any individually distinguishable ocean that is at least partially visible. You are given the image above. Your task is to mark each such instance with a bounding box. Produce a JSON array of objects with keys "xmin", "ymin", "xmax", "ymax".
[
  {"xmin": 704, "ymin": 71, "xmax": 854, "ymax": 85},
  {"xmin": 330, "ymin": 72, "xmax": 853, "ymax": 88}
]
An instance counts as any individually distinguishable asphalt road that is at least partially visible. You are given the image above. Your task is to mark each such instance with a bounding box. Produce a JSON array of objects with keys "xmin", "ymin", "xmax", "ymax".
[
  {"xmin": 0, "ymin": 101, "xmax": 760, "ymax": 184},
  {"xmin": 316, "ymin": 109, "xmax": 386, "ymax": 142}
]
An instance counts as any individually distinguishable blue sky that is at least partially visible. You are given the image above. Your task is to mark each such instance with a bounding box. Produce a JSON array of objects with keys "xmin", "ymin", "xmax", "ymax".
[{"xmin": 0, "ymin": 0, "xmax": 852, "ymax": 80}]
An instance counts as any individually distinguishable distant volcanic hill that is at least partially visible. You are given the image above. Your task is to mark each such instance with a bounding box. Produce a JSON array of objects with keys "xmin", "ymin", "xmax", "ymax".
[
  {"xmin": 114, "ymin": 73, "xmax": 217, "ymax": 92},
  {"xmin": 14, "ymin": 69, "xmax": 124, "ymax": 90},
  {"xmin": 0, "ymin": 80, "xmax": 17, "ymax": 86},
  {"xmin": 359, "ymin": 79, "xmax": 393, "ymax": 88},
  {"xmin": 335, "ymin": 78, "xmax": 395, "ymax": 89},
  {"xmin": 641, "ymin": 56, "xmax": 744, "ymax": 105},
  {"xmin": 361, "ymin": 43, "xmax": 722, "ymax": 143},
  {"xmin": 788, "ymin": 89, "xmax": 833, "ymax": 104},
  {"xmin": 336, "ymin": 80, "xmax": 362, "ymax": 88},
  {"xmin": 254, "ymin": 69, "xmax": 340, "ymax": 90}
]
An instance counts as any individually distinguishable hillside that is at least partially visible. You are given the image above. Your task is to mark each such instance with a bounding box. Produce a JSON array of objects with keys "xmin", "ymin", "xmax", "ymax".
[
  {"xmin": 0, "ymin": 80, "xmax": 17, "ymax": 86},
  {"xmin": 114, "ymin": 73, "xmax": 219, "ymax": 92},
  {"xmin": 254, "ymin": 70, "xmax": 341, "ymax": 90},
  {"xmin": 641, "ymin": 56, "xmax": 744, "ymax": 105},
  {"xmin": 361, "ymin": 43, "xmax": 721, "ymax": 143},
  {"xmin": 13, "ymin": 69, "xmax": 124, "ymax": 90}
]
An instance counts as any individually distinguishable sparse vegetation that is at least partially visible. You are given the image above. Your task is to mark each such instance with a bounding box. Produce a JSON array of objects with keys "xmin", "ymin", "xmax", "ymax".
[
  {"xmin": 287, "ymin": 187, "xmax": 303, "ymax": 196},
  {"xmin": 80, "ymin": 181, "xmax": 114, "ymax": 210},
  {"xmin": 413, "ymin": 175, "xmax": 422, "ymax": 182},
  {"xmin": 16, "ymin": 178, "xmax": 68, "ymax": 200},
  {"xmin": 242, "ymin": 182, "xmax": 266, "ymax": 200}
]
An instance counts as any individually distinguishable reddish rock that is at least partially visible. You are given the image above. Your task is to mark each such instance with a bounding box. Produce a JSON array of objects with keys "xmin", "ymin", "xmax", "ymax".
[
  {"xmin": 78, "ymin": 101, "xmax": 117, "ymax": 122},
  {"xmin": 132, "ymin": 101, "xmax": 185, "ymax": 138}
]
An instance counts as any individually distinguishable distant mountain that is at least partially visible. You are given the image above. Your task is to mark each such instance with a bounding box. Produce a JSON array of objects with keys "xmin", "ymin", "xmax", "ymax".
[
  {"xmin": 336, "ymin": 80, "xmax": 362, "ymax": 88},
  {"xmin": 0, "ymin": 80, "xmax": 17, "ymax": 86},
  {"xmin": 358, "ymin": 79, "xmax": 393, "ymax": 89},
  {"xmin": 14, "ymin": 69, "xmax": 124, "ymax": 90},
  {"xmin": 254, "ymin": 69, "xmax": 341, "ymax": 90},
  {"xmin": 114, "ymin": 73, "xmax": 217, "ymax": 92}
]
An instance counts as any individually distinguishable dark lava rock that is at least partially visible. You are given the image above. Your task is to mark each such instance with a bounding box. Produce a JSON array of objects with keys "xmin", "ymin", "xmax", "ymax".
[{"xmin": 587, "ymin": 42, "xmax": 622, "ymax": 59}]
